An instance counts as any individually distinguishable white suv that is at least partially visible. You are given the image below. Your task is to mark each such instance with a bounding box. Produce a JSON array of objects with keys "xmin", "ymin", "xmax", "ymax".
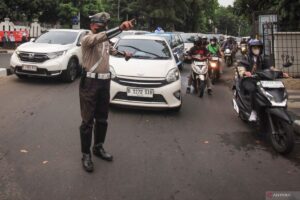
[
  {"xmin": 109, "ymin": 35, "xmax": 182, "ymax": 111},
  {"xmin": 10, "ymin": 29, "xmax": 90, "ymax": 82}
]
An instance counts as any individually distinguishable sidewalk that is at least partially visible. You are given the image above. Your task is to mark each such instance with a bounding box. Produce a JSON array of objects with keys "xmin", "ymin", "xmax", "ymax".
[{"xmin": 0, "ymin": 48, "xmax": 15, "ymax": 54}]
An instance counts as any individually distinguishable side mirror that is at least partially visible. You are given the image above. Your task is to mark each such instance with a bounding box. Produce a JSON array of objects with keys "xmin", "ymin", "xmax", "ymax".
[{"xmin": 30, "ymin": 38, "xmax": 35, "ymax": 42}]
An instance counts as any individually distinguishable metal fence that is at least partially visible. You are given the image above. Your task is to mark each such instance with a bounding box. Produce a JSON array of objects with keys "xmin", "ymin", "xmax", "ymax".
[{"xmin": 262, "ymin": 22, "xmax": 300, "ymax": 77}]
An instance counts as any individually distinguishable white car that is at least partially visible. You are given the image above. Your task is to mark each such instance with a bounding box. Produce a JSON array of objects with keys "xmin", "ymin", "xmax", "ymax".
[
  {"xmin": 109, "ymin": 35, "xmax": 182, "ymax": 111},
  {"xmin": 10, "ymin": 29, "xmax": 90, "ymax": 82},
  {"xmin": 110, "ymin": 30, "xmax": 150, "ymax": 45}
]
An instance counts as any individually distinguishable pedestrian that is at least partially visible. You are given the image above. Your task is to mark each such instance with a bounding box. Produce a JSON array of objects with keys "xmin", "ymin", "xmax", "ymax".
[
  {"xmin": 9, "ymin": 32, "xmax": 15, "ymax": 49},
  {"xmin": 2, "ymin": 31, "xmax": 9, "ymax": 49},
  {"xmin": 22, "ymin": 31, "xmax": 27, "ymax": 43},
  {"xmin": 79, "ymin": 12, "xmax": 134, "ymax": 173}
]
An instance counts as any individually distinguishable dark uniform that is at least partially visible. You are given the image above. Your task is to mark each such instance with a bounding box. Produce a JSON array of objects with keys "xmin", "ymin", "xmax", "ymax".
[{"xmin": 79, "ymin": 12, "xmax": 128, "ymax": 172}]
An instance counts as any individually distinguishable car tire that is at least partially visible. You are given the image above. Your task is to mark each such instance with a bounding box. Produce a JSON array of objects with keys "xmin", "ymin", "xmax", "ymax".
[{"xmin": 61, "ymin": 58, "xmax": 78, "ymax": 82}]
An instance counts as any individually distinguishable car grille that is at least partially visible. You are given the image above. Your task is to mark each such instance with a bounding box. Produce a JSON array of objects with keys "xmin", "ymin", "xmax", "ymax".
[
  {"xmin": 113, "ymin": 92, "xmax": 167, "ymax": 103},
  {"xmin": 18, "ymin": 52, "xmax": 49, "ymax": 63},
  {"xmin": 114, "ymin": 77, "xmax": 168, "ymax": 88}
]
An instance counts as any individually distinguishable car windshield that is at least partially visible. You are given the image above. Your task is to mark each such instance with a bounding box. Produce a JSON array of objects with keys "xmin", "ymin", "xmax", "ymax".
[
  {"xmin": 181, "ymin": 34, "xmax": 197, "ymax": 43},
  {"xmin": 35, "ymin": 31, "xmax": 78, "ymax": 45},
  {"xmin": 115, "ymin": 39, "xmax": 171, "ymax": 60}
]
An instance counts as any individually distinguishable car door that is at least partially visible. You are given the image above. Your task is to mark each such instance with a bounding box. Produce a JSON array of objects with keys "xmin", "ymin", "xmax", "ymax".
[{"xmin": 176, "ymin": 34, "xmax": 185, "ymax": 63}]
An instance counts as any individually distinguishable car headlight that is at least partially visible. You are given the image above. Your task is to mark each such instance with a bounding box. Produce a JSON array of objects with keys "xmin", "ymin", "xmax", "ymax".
[
  {"xmin": 166, "ymin": 68, "xmax": 180, "ymax": 83},
  {"xmin": 47, "ymin": 51, "xmax": 66, "ymax": 59},
  {"xmin": 15, "ymin": 49, "xmax": 20, "ymax": 55},
  {"xmin": 109, "ymin": 65, "xmax": 116, "ymax": 79}
]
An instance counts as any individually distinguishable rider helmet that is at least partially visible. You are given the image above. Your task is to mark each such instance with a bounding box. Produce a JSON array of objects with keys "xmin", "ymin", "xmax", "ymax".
[{"xmin": 248, "ymin": 39, "xmax": 263, "ymax": 56}]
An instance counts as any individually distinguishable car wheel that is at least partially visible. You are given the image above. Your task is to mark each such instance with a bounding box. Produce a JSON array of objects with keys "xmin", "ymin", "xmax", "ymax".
[{"xmin": 61, "ymin": 58, "xmax": 78, "ymax": 82}]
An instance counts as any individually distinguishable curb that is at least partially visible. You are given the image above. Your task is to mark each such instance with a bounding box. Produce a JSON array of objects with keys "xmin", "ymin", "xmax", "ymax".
[{"xmin": 0, "ymin": 68, "xmax": 12, "ymax": 77}]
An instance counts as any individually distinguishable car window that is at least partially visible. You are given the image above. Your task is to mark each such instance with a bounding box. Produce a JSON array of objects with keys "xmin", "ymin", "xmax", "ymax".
[
  {"xmin": 171, "ymin": 35, "xmax": 178, "ymax": 48},
  {"xmin": 35, "ymin": 31, "xmax": 79, "ymax": 45},
  {"xmin": 115, "ymin": 39, "xmax": 171, "ymax": 60},
  {"xmin": 77, "ymin": 31, "xmax": 89, "ymax": 44}
]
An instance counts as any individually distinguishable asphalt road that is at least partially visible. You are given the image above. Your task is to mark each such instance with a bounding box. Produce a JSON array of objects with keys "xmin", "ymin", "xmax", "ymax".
[
  {"xmin": 0, "ymin": 64, "xmax": 300, "ymax": 200},
  {"xmin": 0, "ymin": 53, "xmax": 12, "ymax": 69}
]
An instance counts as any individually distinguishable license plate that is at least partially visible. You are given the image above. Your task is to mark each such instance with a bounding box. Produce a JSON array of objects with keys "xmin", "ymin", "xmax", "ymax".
[
  {"xmin": 22, "ymin": 65, "xmax": 37, "ymax": 71},
  {"xmin": 127, "ymin": 88, "xmax": 154, "ymax": 98},
  {"xmin": 194, "ymin": 61, "xmax": 206, "ymax": 65},
  {"xmin": 260, "ymin": 81, "xmax": 284, "ymax": 88},
  {"xmin": 212, "ymin": 57, "xmax": 219, "ymax": 61}
]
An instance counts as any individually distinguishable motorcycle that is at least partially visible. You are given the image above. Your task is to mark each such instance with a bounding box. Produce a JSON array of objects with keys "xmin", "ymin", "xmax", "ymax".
[
  {"xmin": 191, "ymin": 55, "xmax": 209, "ymax": 98},
  {"xmin": 240, "ymin": 44, "xmax": 247, "ymax": 56},
  {"xmin": 232, "ymin": 61, "xmax": 294, "ymax": 154},
  {"xmin": 224, "ymin": 48, "xmax": 233, "ymax": 67},
  {"xmin": 209, "ymin": 55, "xmax": 220, "ymax": 85}
]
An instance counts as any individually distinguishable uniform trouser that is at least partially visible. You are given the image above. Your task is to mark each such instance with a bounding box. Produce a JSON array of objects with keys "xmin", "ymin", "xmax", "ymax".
[{"xmin": 79, "ymin": 76, "xmax": 111, "ymax": 154}]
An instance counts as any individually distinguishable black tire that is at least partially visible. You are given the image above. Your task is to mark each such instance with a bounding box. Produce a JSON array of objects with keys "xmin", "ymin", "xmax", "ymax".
[
  {"xmin": 61, "ymin": 58, "xmax": 78, "ymax": 82},
  {"xmin": 16, "ymin": 74, "xmax": 28, "ymax": 79},
  {"xmin": 178, "ymin": 63, "xmax": 183, "ymax": 71},
  {"xmin": 269, "ymin": 116, "xmax": 294, "ymax": 154},
  {"xmin": 199, "ymin": 80, "xmax": 205, "ymax": 98}
]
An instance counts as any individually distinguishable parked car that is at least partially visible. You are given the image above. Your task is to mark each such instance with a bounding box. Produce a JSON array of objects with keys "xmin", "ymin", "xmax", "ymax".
[
  {"xmin": 147, "ymin": 32, "xmax": 185, "ymax": 70},
  {"xmin": 180, "ymin": 33, "xmax": 198, "ymax": 54},
  {"xmin": 10, "ymin": 29, "xmax": 90, "ymax": 82},
  {"xmin": 110, "ymin": 30, "xmax": 150, "ymax": 45},
  {"xmin": 109, "ymin": 35, "xmax": 182, "ymax": 111}
]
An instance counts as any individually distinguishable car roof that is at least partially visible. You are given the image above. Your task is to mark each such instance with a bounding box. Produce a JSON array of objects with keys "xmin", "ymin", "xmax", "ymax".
[
  {"xmin": 121, "ymin": 35, "xmax": 167, "ymax": 41},
  {"xmin": 48, "ymin": 29, "xmax": 88, "ymax": 33}
]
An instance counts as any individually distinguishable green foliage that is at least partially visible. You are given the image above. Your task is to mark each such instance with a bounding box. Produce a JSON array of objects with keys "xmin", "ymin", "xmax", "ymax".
[{"xmin": 0, "ymin": 0, "xmax": 256, "ymax": 35}]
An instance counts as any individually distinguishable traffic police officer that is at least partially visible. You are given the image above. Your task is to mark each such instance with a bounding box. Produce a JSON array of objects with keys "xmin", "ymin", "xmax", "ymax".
[{"xmin": 80, "ymin": 12, "xmax": 133, "ymax": 172}]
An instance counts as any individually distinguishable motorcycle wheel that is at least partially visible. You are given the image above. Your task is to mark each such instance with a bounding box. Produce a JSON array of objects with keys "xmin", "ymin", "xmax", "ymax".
[
  {"xmin": 269, "ymin": 116, "xmax": 294, "ymax": 154},
  {"xmin": 199, "ymin": 80, "xmax": 205, "ymax": 98}
]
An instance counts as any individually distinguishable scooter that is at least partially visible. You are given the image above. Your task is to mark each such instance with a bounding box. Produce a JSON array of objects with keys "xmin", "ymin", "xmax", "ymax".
[
  {"xmin": 232, "ymin": 61, "xmax": 294, "ymax": 154},
  {"xmin": 191, "ymin": 55, "xmax": 209, "ymax": 98},
  {"xmin": 240, "ymin": 44, "xmax": 247, "ymax": 56},
  {"xmin": 209, "ymin": 55, "xmax": 220, "ymax": 85},
  {"xmin": 224, "ymin": 48, "xmax": 233, "ymax": 67}
]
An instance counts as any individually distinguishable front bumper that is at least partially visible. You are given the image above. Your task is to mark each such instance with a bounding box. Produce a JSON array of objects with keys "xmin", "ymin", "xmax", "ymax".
[
  {"xmin": 10, "ymin": 52, "xmax": 66, "ymax": 77},
  {"xmin": 110, "ymin": 78, "xmax": 182, "ymax": 109}
]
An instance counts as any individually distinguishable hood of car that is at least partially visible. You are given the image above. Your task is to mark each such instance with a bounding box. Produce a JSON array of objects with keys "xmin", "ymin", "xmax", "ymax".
[
  {"xmin": 17, "ymin": 42, "xmax": 72, "ymax": 53},
  {"xmin": 110, "ymin": 57, "xmax": 176, "ymax": 78}
]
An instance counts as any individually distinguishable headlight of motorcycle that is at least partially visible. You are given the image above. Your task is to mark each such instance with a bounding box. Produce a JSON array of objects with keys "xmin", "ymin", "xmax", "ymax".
[
  {"xmin": 109, "ymin": 65, "xmax": 117, "ymax": 79},
  {"xmin": 210, "ymin": 62, "xmax": 217, "ymax": 68},
  {"xmin": 47, "ymin": 51, "xmax": 66, "ymax": 59},
  {"xmin": 166, "ymin": 68, "xmax": 180, "ymax": 83}
]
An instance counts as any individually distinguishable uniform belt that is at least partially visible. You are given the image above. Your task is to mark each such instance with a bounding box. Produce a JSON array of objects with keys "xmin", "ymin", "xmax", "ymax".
[{"xmin": 86, "ymin": 72, "xmax": 111, "ymax": 80}]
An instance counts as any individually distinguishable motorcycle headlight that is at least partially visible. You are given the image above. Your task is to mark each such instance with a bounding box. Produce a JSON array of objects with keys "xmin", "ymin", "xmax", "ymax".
[
  {"xmin": 166, "ymin": 68, "xmax": 180, "ymax": 83},
  {"xmin": 225, "ymin": 49, "xmax": 231, "ymax": 54},
  {"xmin": 109, "ymin": 65, "xmax": 117, "ymax": 79},
  {"xmin": 210, "ymin": 62, "xmax": 217, "ymax": 68},
  {"xmin": 47, "ymin": 51, "xmax": 66, "ymax": 59}
]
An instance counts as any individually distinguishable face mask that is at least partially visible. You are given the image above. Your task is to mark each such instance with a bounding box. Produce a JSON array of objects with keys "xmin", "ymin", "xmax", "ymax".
[
  {"xmin": 211, "ymin": 41, "xmax": 216, "ymax": 45},
  {"xmin": 252, "ymin": 48, "xmax": 260, "ymax": 55}
]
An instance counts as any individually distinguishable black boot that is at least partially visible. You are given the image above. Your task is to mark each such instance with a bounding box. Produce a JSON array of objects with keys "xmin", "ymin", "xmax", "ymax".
[
  {"xmin": 93, "ymin": 144, "xmax": 113, "ymax": 162},
  {"xmin": 207, "ymin": 88, "xmax": 212, "ymax": 95},
  {"xmin": 82, "ymin": 153, "xmax": 94, "ymax": 172}
]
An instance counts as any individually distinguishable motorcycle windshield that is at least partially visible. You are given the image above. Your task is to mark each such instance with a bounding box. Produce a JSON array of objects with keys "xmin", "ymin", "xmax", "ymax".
[{"xmin": 256, "ymin": 70, "xmax": 283, "ymax": 80}]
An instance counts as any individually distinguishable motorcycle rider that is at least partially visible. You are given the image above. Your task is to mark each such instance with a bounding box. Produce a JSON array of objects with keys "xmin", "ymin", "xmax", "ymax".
[
  {"xmin": 207, "ymin": 37, "xmax": 223, "ymax": 73},
  {"xmin": 237, "ymin": 39, "xmax": 289, "ymax": 121},
  {"xmin": 186, "ymin": 37, "xmax": 212, "ymax": 94}
]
